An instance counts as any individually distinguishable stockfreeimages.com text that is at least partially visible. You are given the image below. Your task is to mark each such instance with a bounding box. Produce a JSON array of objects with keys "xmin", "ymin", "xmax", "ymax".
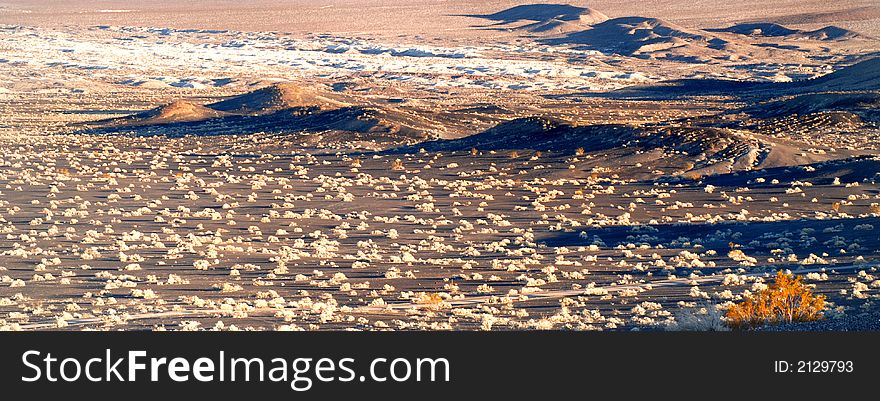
[{"xmin": 21, "ymin": 350, "xmax": 450, "ymax": 391}]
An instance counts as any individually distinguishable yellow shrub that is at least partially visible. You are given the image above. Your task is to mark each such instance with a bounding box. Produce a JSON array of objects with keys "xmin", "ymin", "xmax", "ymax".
[
  {"xmin": 391, "ymin": 159, "xmax": 405, "ymax": 170},
  {"xmin": 725, "ymin": 271, "xmax": 825, "ymax": 329}
]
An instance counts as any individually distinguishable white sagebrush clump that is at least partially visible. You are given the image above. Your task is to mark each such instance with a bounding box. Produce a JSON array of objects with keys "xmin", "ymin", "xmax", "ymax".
[
  {"xmin": 667, "ymin": 304, "xmax": 728, "ymax": 331},
  {"xmin": 806, "ymin": 272, "xmax": 828, "ymax": 281},
  {"xmin": 800, "ymin": 253, "xmax": 829, "ymax": 265},
  {"xmin": 130, "ymin": 288, "xmax": 157, "ymax": 299},
  {"xmin": 728, "ymin": 249, "xmax": 757, "ymax": 266}
]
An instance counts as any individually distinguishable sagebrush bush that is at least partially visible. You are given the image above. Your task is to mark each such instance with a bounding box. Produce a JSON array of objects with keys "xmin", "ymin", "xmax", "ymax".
[
  {"xmin": 668, "ymin": 304, "xmax": 729, "ymax": 331},
  {"xmin": 725, "ymin": 271, "xmax": 825, "ymax": 329}
]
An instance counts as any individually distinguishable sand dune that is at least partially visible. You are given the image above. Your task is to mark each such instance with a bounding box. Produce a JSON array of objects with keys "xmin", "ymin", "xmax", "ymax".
[
  {"xmin": 143, "ymin": 101, "xmax": 226, "ymax": 121},
  {"xmin": 709, "ymin": 22, "xmax": 861, "ymax": 40},
  {"xmin": 207, "ymin": 83, "xmax": 345, "ymax": 114},
  {"xmin": 469, "ymin": 4, "xmax": 602, "ymax": 23},
  {"xmin": 402, "ymin": 116, "xmax": 844, "ymax": 175},
  {"xmin": 94, "ymin": 83, "xmax": 348, "ymax": 126},
  {"xmin": 539, "ymin": 16, "xmax": 741, "ymax": 62},
  {"xmin": 466, "ymin": 4, "xmax": 609, "ymax": 34},
  {"xmin": 113, "ymin": 101, "xmax": 229, "ymax": 125},
  {"xmin": 804, "ymin": 57, "xmax": 880, "ymax": 90},
  {"xmin": 80, "ymin": 83, "xmax": 440, "ymax": 148}
]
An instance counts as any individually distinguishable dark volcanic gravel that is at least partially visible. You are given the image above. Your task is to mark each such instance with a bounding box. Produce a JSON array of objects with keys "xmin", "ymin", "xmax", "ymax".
[{"xmin": 758, "ymin": 310, "xmax": 880, "ymax": 331}]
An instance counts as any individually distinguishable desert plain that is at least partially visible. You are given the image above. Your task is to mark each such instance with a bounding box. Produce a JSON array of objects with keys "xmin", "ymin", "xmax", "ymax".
[{"xmin": 0, "ymin": 1, "xmax": 879, "ymax": 330}]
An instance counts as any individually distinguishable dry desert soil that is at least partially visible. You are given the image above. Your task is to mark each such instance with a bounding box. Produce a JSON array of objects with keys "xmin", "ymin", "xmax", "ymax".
[{"xmin": 0, "ymin": 1, "xmax": 879, "ymax": 331}]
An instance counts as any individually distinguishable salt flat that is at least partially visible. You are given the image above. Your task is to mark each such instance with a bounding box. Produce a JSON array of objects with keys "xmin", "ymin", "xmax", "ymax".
[{"xmin": 0, "ymin": 1, "xmax": 879, "ymax": 331}]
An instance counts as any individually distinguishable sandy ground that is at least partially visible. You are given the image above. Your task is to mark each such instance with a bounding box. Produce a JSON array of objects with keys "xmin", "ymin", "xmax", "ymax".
[
  {"xmin": 0, "ymin": 1, "xmax": 879, "ymax": 331},
  {"xmin": 0, "ymin": 128, "xmax": 877, "ymax": 331},
  {"xmin": 1, "ymin": 1, "xmax": 879, "ymax": 38}
]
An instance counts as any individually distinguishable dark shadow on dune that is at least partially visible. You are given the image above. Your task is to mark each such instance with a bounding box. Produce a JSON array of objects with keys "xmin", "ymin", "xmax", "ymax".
[
  {"xmin": 707, "ymin": 22, "xmax": 799, "ymax": 37},
  {"xmin": 658, "ymin": 156, "xmax": 880, "ymax": 187},
  {"xmin": 607, "ymin": 79, "xmax": 771, "ymax": 99},
  {"xmin": 457, "ymin": 4, "xmax": 593, "ymax": 23},
  {"xmin": 706, "ymin": 22, "xmax": 861, "ymax": 40},
  {"xmin": 464, "ymin": 7, "xmax": 732, "ymax": 61},
  {"xmin": 741, "ymin": 92, "xmax": 880, "ymax": 120},
  {"xmin": 557, "ymin": 56, "xmax": 880, "ymax": 100},
  {"xmin": 753, "ymin": 43, "xmax": 806, "ymax": 51},
  {"xmin": 540, "ymin": 17, "xmax": 721, "ymax": 56},
  {"xmin": 389, "ymin": 116, "xmax": 760, "ymax": 169},
  {"xmin": 543, "ymin": 216, "xmax": 880, "ymax": 260},
  {"xmin": 454, "ymin": 3, "xmax": 609, "ymax": 34},
  {"xmin": 390, "ymin": 117, "xmax": 636, "ymax": 153}
]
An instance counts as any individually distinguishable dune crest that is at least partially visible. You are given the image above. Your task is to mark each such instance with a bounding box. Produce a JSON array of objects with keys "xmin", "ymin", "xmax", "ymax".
[
  {"xmin": 208, "ymin": 83, "xmax": 344, "ymax": 114},
  {"xmin": 117, "ymin": 100, "xmax": 227, "ymax": 125}
]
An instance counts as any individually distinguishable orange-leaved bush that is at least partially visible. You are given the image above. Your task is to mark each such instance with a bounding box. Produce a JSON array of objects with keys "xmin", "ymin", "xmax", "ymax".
[{"xmin": 725, "ymin": 271, "xmax": 825, "ymax": 329}]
